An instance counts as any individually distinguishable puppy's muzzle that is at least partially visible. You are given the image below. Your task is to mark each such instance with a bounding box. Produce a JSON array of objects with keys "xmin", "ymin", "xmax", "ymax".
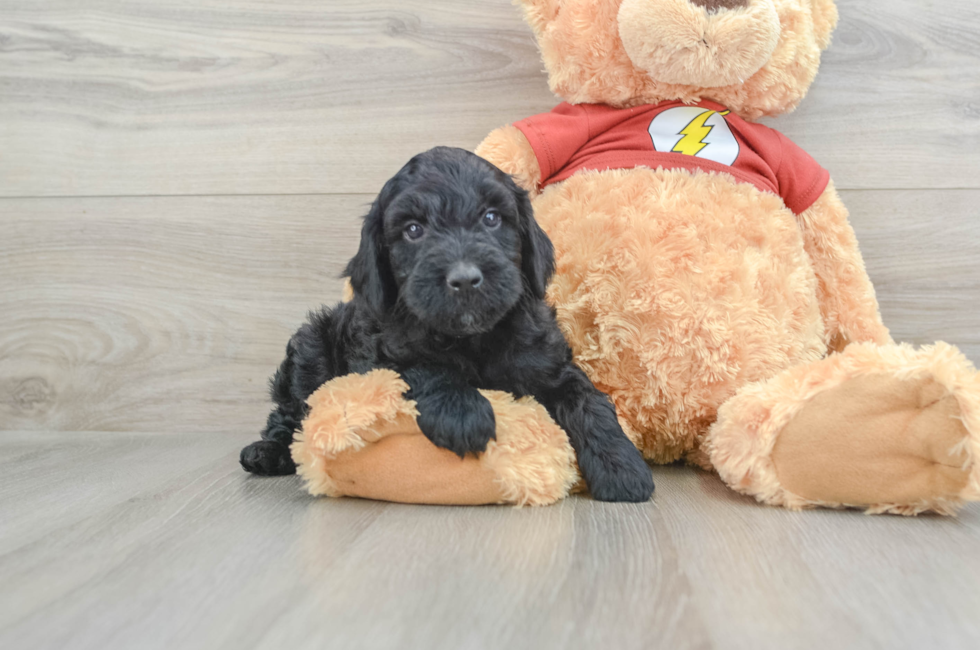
[{"xmin": 446, "ymin": 262, "xmax": 484, "ymax": 294}]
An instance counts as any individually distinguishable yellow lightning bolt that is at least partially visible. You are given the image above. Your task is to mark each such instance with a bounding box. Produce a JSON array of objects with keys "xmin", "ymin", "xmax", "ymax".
[{"xmin": 672, "ymin": 110, "xmax": 729, "ymax": 156}]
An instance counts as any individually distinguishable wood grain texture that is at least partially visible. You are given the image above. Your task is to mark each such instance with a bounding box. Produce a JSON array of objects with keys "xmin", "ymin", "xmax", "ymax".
[
  {"xmin": 3, "ymin": 2, "xmax": 980, "ymax": 647},
  {"xmin": 0, "ymin": 195, "xmax": 365, "ymax": 432},
  {"xmin": 2, "ymin": 189, "xmax": 977, "ymax": 434},
  {"xmin": 0, "ymin": 431, "xmax": 977, "ymax": 650},
  {"xmin": 847, "ymin": 189, "xmax": 980, "ymax": 358},
  {"xmin": 764, "ymin": 0, "xmax": 980, "ymax": 189},
  {"xmin": 0, "ymin": 0, "xmax": 553, "ymax": 197},
  {"xmin": 655, "ymin": 466, "xmax": 980, "ymax": 649},
  {"xmin": 1, "ymin": 0, "xmax": 978, "ymax": 197}
]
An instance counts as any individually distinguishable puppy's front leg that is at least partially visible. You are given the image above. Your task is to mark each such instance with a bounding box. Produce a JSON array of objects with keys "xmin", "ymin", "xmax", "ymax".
[
  {"xmin": 537, "ymin": 366, "xmax": 655, "ymax": 502},
  {"xmin": 401, "ymin": 366, "xmax": 496, "ymax": 458}
]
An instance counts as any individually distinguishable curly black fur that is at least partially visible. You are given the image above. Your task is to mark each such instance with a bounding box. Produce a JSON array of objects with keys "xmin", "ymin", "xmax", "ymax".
[{"xmin": 240, "ymin": 147, "xmax": 654, "ymax": 502}]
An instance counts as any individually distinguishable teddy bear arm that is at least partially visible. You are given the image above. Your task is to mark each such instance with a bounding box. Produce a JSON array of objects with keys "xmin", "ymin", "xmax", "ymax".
[
  {"xmin": 475, "ymin": 125, "xmax": 542, "ymax": 198},
  {"xmin": 291, "ymin": 369, "xmax": 580, "ymax": 506},
  {"xmin": 797, "ymin": 180, "xmax": 892, "ymax": 351}
]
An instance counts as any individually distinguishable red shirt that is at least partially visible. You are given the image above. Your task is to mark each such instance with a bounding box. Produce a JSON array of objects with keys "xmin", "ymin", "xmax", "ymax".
[{"xmin": 514, "ymin": 100, "xmax": 829, "ymax": 215}]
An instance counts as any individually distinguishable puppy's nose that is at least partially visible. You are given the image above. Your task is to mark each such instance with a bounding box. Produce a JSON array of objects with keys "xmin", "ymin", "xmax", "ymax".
[{"xmin": 446, "ymin": 263, "xmax": 484, "ymax": 293}]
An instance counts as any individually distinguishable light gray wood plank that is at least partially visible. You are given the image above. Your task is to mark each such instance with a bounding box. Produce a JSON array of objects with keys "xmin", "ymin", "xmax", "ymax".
[
  {"xmin": 765, "ymin": 0, "xmax": 980, "ymax": 190},
  {"xmin": 2, "ymin": 1, "xmax": 978, "ymax": 647},
  {"xmin": 0, "ymin": 431, "xmax": 708, "ymax": 650},
  {"xmin": 656, "ymin": 465, "xmax": 980, "ymax": 650},
  {"xmin": 1, "ymin": 431, "xmax": 978, "ymax": 650},
  {"xmin": 1, "ymin": 0, "xmax": 978, "ymax": 198},
  {"xmin": 2, "ymin": 189, "xmax": 978, "ymax": 434},
  {"xmin": 260, "ymin": 499, "xmax": 708, "ymax": 650},
  {"xmin": 0, "ymin": 430, "xmax": 245, "ymax": 554},
  {"xmin": 846, "ymin": 189, "xmax": 980, "ymax": 359},
  {"xmin": 0, "ymin": 195, "xmax": 365, "ymax": 433},
  {"xmin": 0, "ymin": 0, "xmax": 553, "ymax": 197},
  {"xmin": 0, "ymin": 431, "xmax": 394, "ymax": 650}
]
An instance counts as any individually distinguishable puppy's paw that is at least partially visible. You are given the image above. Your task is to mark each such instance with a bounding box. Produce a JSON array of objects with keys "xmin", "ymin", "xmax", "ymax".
[
  {"xmin": 416, "ymin": 389, "xmax": 496, "ymax": 458},
  {"xmin": 580, "ymin": 441, "xmax": 655, "ymax": 503},
  {"xmin": 240, "ymin": 440, "xmax": 297, "ymax": 476}
]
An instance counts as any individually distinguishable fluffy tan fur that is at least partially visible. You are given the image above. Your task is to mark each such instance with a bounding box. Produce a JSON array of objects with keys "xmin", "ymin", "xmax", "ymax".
[
  {"xmin": 292, "ymin": 369, "xmax": 420, "ymax": 498},
  {"xmin": 293, "ymin": 0, "xmax": 980, "ymax": 515},
  {"xmin": 516, "ymin": 0, "xmax": 837, "ymax": 119},
  {"xmin": 292, "ymin": 369, "xmax": 579, "ymax": 506},
  {"xmin": 795, "ymin": 181, "xmax": 892, "ymax": 348},
  {"xmin": 532, "ymin": 167, "xmax": 826, "ymax": 462},
  {"xmin": 618, "ymin": 0, "xmax": 781, "ymax": 88},
  {"xmin": 471, "ymin": 0, "xmax": 979, "ymax": 514},
  {"xmin": 707, "ymin": 343, "xmax": 980, "ymax": 515},
  {"xmin": 472, "ymin": 125, "xmax": 543, "ymax": 198}
]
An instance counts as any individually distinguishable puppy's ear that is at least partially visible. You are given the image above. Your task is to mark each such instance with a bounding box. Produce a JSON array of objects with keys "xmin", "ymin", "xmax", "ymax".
[
  {"xmin": 343, "ymin": 197, "xmax": 397, "ymax": 314},
  {"xmin": 516, "ymin": 187, "xmax": 555, "ymax": 300}
]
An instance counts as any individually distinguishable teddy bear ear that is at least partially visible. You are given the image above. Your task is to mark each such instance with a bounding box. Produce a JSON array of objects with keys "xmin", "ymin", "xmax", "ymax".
[
  {"xmin": 515, "ymin": 0, "xmax": 562, "ymax": 33},
  {"xmin": 809, "ymin": 0, "xmax": 839, "ymax": 50}
]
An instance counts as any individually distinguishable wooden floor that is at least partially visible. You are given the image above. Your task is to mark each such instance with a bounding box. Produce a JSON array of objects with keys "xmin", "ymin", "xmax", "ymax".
[
  {"xmin": 1, "ymin": 431, "xmax": 979, "ymax": 650},
  {"xmin": 1, "ymin": 1, "xmax": 979, "ymax": 648},
  {"xmin": 0, "ymin": 432, "xmax": 980, "ymax": 650}
]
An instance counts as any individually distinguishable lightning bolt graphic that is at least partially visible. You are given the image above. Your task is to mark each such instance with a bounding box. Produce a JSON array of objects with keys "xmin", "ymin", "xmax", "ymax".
[{"xmin": 672, "ymin": 110, "xmax": 730, "ymax": 157}]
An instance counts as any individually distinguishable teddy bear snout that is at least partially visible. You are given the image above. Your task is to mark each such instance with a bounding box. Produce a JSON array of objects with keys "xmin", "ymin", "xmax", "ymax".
[
  {"xmin": 690, "ymin": 0, "xmax": 749, "ymax": 10},
  {"xmin": 618, "ymin": 0, "xmax": 781, "ymax": 88}
]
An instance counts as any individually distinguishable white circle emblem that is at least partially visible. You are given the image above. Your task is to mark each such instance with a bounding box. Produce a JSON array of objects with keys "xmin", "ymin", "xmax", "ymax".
[{"xmin": 648, "ymin": 106, "xmax": 740, "ymax": 166}]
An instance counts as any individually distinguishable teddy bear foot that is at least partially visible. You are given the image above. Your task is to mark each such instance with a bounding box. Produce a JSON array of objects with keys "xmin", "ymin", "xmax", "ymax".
[
  {"xmin": 707, "ymin": 342, "xmax": 980, "ymax": 515},
  {"xmin": 290, "ymin": 369, "xmax": 580, "ymax": 506}
]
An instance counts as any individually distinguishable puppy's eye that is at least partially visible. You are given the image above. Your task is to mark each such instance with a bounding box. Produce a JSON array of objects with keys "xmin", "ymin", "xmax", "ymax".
[
  {"xmin": 483, "ymin": 211, "xmax": 501, "ymax": 229},
  {"xmin": 403, "ymin": 222, "xmax": 425, "ymax": 241}
]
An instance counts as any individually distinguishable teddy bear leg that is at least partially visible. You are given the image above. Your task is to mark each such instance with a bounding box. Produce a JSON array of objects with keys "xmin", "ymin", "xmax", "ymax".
[{"xmin": 707, "ymin": 343, "xmax": 980, "ymax": 515}]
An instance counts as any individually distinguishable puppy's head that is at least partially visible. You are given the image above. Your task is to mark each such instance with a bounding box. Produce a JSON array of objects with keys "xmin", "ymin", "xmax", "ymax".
[{"xmin": 344, "ymin": 147, "xmax": 554, "ymax": 337}]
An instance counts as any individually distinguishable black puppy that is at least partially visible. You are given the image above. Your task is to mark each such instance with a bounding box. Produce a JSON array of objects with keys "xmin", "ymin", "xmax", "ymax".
[{"xmin": 240, "ymin": 147, "xmax": 654, "ymax": 502}]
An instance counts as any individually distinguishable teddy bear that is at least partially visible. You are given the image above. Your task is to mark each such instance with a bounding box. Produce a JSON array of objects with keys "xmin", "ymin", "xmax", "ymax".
[{"xmin": 292, "ymin": 0, "xmax": 979, "ymax": 514}]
